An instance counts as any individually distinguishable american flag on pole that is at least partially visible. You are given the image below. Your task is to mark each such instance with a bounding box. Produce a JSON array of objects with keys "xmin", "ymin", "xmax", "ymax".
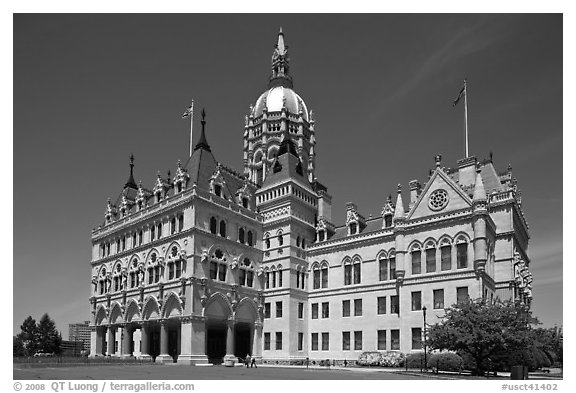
[
  {"xmin": 453, "ymin": 85, "xmax": 465, "ymax": 107},
  {"xmin": 182, "ymin": 100, "xmax": 194, "ymax": 118}
]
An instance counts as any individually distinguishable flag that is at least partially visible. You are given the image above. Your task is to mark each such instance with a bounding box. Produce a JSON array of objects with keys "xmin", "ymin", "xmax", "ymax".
[
  {"xmin": 453, "ymin": 85, "xmax": 465, "ymax": 107},
  {"xmin": 182, "ymin": 100, "xmax": 194, "ymax": 118}
]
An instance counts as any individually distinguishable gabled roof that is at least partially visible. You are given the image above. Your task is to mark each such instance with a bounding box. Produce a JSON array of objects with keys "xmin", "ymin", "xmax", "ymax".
[{"xmin": 261, "ymin": 138, "xmax": 312, "ymax": 191}]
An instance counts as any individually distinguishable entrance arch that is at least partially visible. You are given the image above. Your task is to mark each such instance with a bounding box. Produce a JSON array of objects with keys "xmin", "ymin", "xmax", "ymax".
[
  {"xmin": 203, "ymin": 293, "xmax": 233, "ymax": 364},
  {"xmin": 234, "ymin": 298, "xmax": 259, "ymax": 360}
]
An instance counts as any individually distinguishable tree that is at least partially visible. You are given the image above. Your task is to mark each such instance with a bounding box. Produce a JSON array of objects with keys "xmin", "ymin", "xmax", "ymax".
[
  {"xmin": 13, "ymin": 336, "xmax": 26, "ymax": 357},
  {"xmin": 426, "ymin": 298, "xmax": 537, "ymax": 375},
  {"xmin": 16, "ymin": 316, "xmax": 38, "ymax": 356},
  {"xmin": 37, "ymin": 313, "xmax": 62, "ymax": 355}
]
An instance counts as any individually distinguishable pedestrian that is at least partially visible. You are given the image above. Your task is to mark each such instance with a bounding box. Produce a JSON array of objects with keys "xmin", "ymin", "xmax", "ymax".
[
  {"xmin": 245, "ymin": 354, "xmax": 251, "ymax": 368},
  {"xmin": 250, "ymin": 355, "xmax": 257, "ymax": 368}
]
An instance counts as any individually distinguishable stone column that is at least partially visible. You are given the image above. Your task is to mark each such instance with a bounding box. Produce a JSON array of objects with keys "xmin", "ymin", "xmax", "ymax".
[
  {"xmin": 178, "ymin": 316, "xmax": 209, "ymax": 365},
  {"xmin": 122, "ymin": 324, "xmax": 131, "ymax": 357},
  {"xmin": 252, "ymin": 322, "xmax": 263, "ymax": 360},
  {"xmin": 106, "ymin": 326, "xmax": 114, "ymax": 356},
  {"xmin": 223, "ymin": 318, "xmax": 238, "ymax": 363},
  {"xmin": 139, "ymin": 323, "xmax": 151, "ymax": 360},
  {"xmin": 89, "ymin": 327, "xmax": 99, "ymax": 357},
  {"xmin": 156, "ymin": 320, "xmax": 172, "ymax": 363}
]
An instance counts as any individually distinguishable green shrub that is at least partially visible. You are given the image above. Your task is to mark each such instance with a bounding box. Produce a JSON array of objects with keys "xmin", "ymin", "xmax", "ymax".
[
  {"xmin": 405, "ymin": 353, "xmax": 426, "ymax": 369},
  {"xmin": 427, "ymin": 352, "xmax": 463, "ymax": 372}
]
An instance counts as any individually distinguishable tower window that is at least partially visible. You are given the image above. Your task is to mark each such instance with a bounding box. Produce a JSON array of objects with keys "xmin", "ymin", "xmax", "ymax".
[
  {"xmin": 178, "ymin": 215, "xmax": 184, "ymax": 232},
  {"xmin": 247, "ymin": 231, "xmax": 253, "ymax": 246},
  {"xmin": 219, "ymin": 220, "xmax": 227, "ymax": 237},
  {"xmin": 171, "ymin": 217, "xmax": 176, "ymax": 235},
  {"xmin": 278, "ymin": 233, "xmax": 283, "ymax": 246},
  {"xmin": 239, "ymin": 228, "xmax": 245, "ymax": 244},
  {"xmin": 210, "ymin": 217, "xmax": 217, "ymax": 234}
]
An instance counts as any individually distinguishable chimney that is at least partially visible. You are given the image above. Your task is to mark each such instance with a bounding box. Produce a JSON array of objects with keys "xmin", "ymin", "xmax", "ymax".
[{"xmin": 457, "ymin": 156, "xmax": 478, "ymax": 187}]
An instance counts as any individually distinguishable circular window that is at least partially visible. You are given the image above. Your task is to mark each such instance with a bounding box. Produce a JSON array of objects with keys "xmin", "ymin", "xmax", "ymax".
[{"xmin": 428, "ymin": 189, "xmax": 449, "ymax": 211}]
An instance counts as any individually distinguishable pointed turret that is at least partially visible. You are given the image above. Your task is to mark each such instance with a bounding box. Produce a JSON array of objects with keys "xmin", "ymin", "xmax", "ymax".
[
  {"xmin": 194, "ymin": 108, "xmax": 211, "ymax": 152},
  {"xmin": 269, "ymin": 27, "xmax": 293, "ymax": 89},
  {"xmin": 393, "ymin": 184, "xmax": 405, "ymax": 220},
  {"xmin": 473, "ymin": 165, "xmax": 487, "ymax": 202},
  {"xmin": 124, "ymin": 153, "xmax": 137, "ymax": 189}
]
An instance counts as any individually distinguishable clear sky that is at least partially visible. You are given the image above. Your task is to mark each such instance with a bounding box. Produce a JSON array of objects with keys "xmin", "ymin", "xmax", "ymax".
[{"xmin": 13, "ymin": 14, "xmax": 562, "ymax": 336}]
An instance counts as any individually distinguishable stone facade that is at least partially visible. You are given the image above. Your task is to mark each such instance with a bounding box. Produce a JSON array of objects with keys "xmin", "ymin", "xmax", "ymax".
[{"xmin": 89, "ymin": 29, "xmax": 532, "ymax": 364}]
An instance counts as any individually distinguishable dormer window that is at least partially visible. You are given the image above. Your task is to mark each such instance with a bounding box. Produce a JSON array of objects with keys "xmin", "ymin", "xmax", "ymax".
[
  {"xmin": 384, "ymin": 214, "xmax": 393, "ymax": 228},
  {"xmin": 156, "ymin": 192, "xmax": 161, "ymax": 203},
  {"xmin": 242, "ymin": 197, "xmax": 249, "ymax": 209},
  {"xmin": 318, "ymin": 231, "xmax": 325, "ymax": 242},
  {"xmin": 349, "ymin": 222, "xmax": 358, "ymax": 235},
  {"xmin": 214, "ymin": 184, "xmax": 222, "ymax": 198},
  {"xmin": 176, "ymin": 183, "xmax": 182, "ymax": 193}
]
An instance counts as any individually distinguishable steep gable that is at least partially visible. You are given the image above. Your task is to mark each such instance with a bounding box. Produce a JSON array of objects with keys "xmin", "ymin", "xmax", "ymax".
[{"xmin": 407, "ymin": 169, "xmax": 472, "ymax": 220}]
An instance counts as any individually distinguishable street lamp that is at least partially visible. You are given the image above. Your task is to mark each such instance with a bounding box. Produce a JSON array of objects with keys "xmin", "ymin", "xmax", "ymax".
[{"xmin": 422, "ymin": 306, "xmax": 427, "ymax": 372}]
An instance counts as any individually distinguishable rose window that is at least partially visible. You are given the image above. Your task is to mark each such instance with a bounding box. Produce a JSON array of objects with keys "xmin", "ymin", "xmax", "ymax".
[{"xmin": 428, "ymin": 189, "xmax": 449, "ymax": 211}]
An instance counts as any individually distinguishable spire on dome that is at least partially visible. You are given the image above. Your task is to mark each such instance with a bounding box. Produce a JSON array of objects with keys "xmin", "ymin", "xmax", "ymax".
[
  {"xmin": 124, "ymin": 153, "xmax": 137, "ymax": 189},
  {"xmin": 269, "ymin": 27, "xmax": 293, "ymax": 89},
  {"xmin": 194, "ymin": 108, "xmax": 211, "ymax": 152},
  {"xmin": 393, "ymin": 184, "xmax": 405, "ymax": 220}
]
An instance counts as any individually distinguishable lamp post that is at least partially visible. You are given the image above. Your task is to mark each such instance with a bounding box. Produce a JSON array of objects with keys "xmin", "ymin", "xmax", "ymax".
[{"xmin": 422, "ymin": 306, "xmax": 427, "ymax": 372}]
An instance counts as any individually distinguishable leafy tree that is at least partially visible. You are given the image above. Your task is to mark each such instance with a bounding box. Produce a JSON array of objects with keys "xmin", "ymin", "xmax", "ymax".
[
  {"xmin": 16, "ymin": 316, "xmax": 38, "ymax": 356},
  {"xmin": 13, "ymin": 336, "xmax": 26, "ymax": 357},
  {"xmin": 426, "ymin": 298, "xmax": 537, "ymax": 375},
  {"xmin": 37, "ymin": 313, "xmax": 62, "ymax": 355}
]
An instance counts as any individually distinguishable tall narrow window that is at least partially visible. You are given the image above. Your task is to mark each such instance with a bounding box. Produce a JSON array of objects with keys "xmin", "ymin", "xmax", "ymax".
[
  {"xmin": 342, "ymin": 332, "xmax": 350, "ymax": 350},
  {"xmin": 278, "ymin": 233, "xmax": 283, "ymax": 246},
  {"xmin": 313, "ymin": 267, "xmax": 320, "ymax": 289},
  {"xmin": 391, "ymin": 295, "xmax": 400, "ymax": 314},
  {"xmin": 349, "ymin": 222, "xmax": 357, "ymax": 235},
  {"xmin": 178, "ymin": 215, "xmax": 184, "ymax": 232},
  {"xmin": 264, "ymin": 303, "xmax": 271, "ymax": 319},
  {"xmin": 311, "ymin": 303, "xmax": 318, "ymax": 319},
  {"xmin": 391, "ymin": 329, "xmax": 400, "ymax": 350},
  {"xmin": 344, "ymin": 262, "xmax": 352, "ymax": 285},
  {"xmin": 298, "ymin": 332, "xmax": 304, "ymax": 351},
  {"xmin": 278, "ymin": 269, "xmax": 283, "ymax": 287},
  {"xmin": 276, "ymin": 301, "xmax": 283, "ymax": 318},
  {"xmin": 384, "ymin": 214, "xmax": 393, "ymax": 228},
  {"xmin": 342, "ymin": 300, "xmax": 351, "ymax": 317},
  {"xmin": 457, "ymin": 242, "xmax": 468, "ymax": 268},
  {"xmin": 322, "ymin": 333, "xmax": 329, "ymax": 351},
  {"xmin": 354, "ymin": 299, "xmax": 362, "ymax": 316},
  {"xmin": 353, "ymin": 260, "xmax": 361, "ymax": 284},
  {"xmin": 138, "ymin": 230, "xmax": 143, "ymax": 245},
  {"xmin": 157, "ymin": 223, "xmax": 162, "ymax": 239},
  {"xmin": 379, "ymin": 256, "xmax": 388, "ymax": 281},
  {"xmin": 412, "ymin": 327, "xmax": 422, "ymax": 350},
  {"xmin": 210, "ymin": 261, "xmax": 218, "ymax": 280},
  {"xmin": 218, "ymin": 263, "xmax": 226, "ymax": 282},
  {"xmin": 132, "ymin": 233, "xmax": 136, "ymax": 248},
  {"xmin": 298, "ymin": 302, "xmax": 304, "ymax": 319},
  {"xmin": 354, "ymin": 331, "xmax": 362, "ymax": 350},
  {"xmin": 214, "ymin": 184, "xmax": 222, "ymax": 198},
  {"xmin": 389, "ymin": 255, "xmax": 396, "ymax": 279},
  {"xmin": 311, "ymin": 333, "xmax": 318, "ymax": 351},
  {"xmin": 426, "ymin": 247, "xmax": 436, "ymax": 273},
  {"xmin": 377, "ymin": 297, "xmax": 386, "ymax": 314},
  {"xmin": 171, "ymin": 218, "xmax": 176, "ymax": 235},
  {"xmin": 264, "ymin": 333, "xmax": 270, "ymax": 350},
  {"xmin": 265, "ymin": 235, "xmax": 270, "ymax": 249},
  {"xmin": 441, "ymin": 244, "xmax": 451, "ymax": 271},
  {"xmin": 238, "ymin": 228, "xmax": 245, "ymax": 244},
  {"xmin": 377, "ymin": 330, "xmax": 387, "ymax": 350},
  {"xmin": 457, "ymin": 286, "xmax": 469, "ymax": 304},
  {"xmin": 210, "ymin": 217, "xmax": 217, "ymax": 234},
  {"xmin": 321, "ymin": 302, "xmax": 329, "ymax": 318},
  {"xmin": 219, "ymin": 220, "xmax": 226, "ymax": 237},
  {"xmin": 321, "ymin": 265, "xmax": 328, "ymax": 288},
  {"xmin": 411, "ymin": 249, "xmax": 421, "ymax": 275},
  {"xmin": 411, "ymin": 291, "xmax": 422, "ymax": 311},
  {"xmin": 247, "ymin": 231, "xmax": 253, "ymax": 246}
]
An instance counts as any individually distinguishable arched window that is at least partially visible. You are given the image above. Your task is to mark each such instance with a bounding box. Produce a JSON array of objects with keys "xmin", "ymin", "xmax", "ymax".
[
  {"xmin": 379, "ymin": 254, "xmax": 388, "ymax": 281},
  {"xmin": 344, "ymin": 258, "xmax": 361, "ymax": 285},
  {"xmin": 317, "ymin": 230, "xmax": 325, "ymax": 242},
  {"xmin": 456, "ymin": 236, "xmax": 468, "ymax": 269},
  {"xmin": 242, "ymin": 197, "xmax": 249, "ymax": 209},
  {"xmin": 219, "ymin": 220, "xmax": 227, "ymax": 237},
  {"xmin": 265, "ymin": 234, "xmax": 270, "ymax": 249},
  {"xmin": 384, "ymin": 214, "xmax": 393, "ymax": 228},
  {"xmin": 238, "ymin": 227, "xmax": 245, "ymax": 244},
  {"xmin": 321, "ymin": 263, "xmax": 328, "ymax": 288},
  {"xmin": 178, "ymin": 215, "xmax": 184, "ymax": 232},
  {"xmin": 209, "ymin": 249, "xmax": 227, "ymax": 282},
  {"xmin": 239, "ymin": 258, "xmax": 254, "ymax": 287},
  {"xmin": 157, "ymin": 223, "xmax": 162, "ymax": 239},
  {"xmin": 296, "ymin": 236, "xmax": 301, "ymax": 248},
  {"xmin": 278, "ymin": 265, "xmax": 283, "ymax": 287},
  {"xmin": 247, "ymin": 231, "xmax": 253, "ymax": 246},
  {"xmin": 425, "ymin": 241, "xmax": 436, "ymax": 273},
  {"xmin": 302, "ymin": 239, "xmax": 306, "ymax": 249},
  {"xmin": 129, "ymin": 259, "xmax": 140, "ymax": 288},
  {"xmin": 171, "ymin": 217, "xmax": 176, "ymax": 235},
  {"xmin": 214, "ymin": 184, "xmax": 222, "ymax": 198},
  {"xmin": 313, "ymin": 265, "xmax": 321, "ymax": 289},
  {"xmin": 411, "ymin": 245, "xmax": 422, "ymax": 275},
  {"xmin": 349, "ymin": 222, "xmax": 357, "ymax": 235},
  {"xmin": 278, "ymin": 233, "xmax": 283, "ymax": 246},
  {"xmin": 132, "ymin": 233, "xmax": 137, "ymax": 248},
  {"xmin": 440, "ymin": 239, "xmax": 452, "ymax": 271},
  {"xmin": 151, "ymin": 226, "xmax": 155, "ymax": 241},
  {"xmin": 138, "ymin": 230, "xmax": 143, "ymax": 245},
  {"xmin": 210, "ymin": 217, "xmax": 217, "ymax": 234}
]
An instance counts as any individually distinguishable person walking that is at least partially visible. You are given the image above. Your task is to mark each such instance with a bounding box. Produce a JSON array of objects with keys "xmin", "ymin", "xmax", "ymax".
[
  {"xmin": 250, "ymin": 355, "xmax": 257, "ymax": 368},
  {"xmin": 245, "ymin": 354, "xmax": 251, "ymax": 368}
]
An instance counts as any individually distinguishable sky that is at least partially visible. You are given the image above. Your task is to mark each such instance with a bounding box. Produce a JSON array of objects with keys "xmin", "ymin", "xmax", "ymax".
[{"xmin": 12, "ymin": 14, "xmax": 563, "ymax": 336}]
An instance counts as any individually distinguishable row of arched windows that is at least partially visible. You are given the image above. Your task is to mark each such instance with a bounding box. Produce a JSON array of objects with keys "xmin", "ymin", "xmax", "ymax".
[
  {"xmin": 209, "ymin": 248, "xmax": 255, "ymax": 287},
  {"xmin": 209, "ymin": 216, "xmax": 256, "ymax": 247},
  {"xmin": 98, "ymin": 214, "xmax": 184, "ymax": 259}
]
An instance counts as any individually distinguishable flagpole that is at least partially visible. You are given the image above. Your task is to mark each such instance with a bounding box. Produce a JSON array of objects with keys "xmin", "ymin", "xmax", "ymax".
[
  {"xmin": 189, "ymin": 99, "xmax": 194, "ymax": 157},
  {"xmin": 464, "ymin": 79, "xmax": 469, "ymax": 158}
]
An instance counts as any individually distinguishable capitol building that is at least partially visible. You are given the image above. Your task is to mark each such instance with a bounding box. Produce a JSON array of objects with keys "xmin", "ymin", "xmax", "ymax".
[{"xmin": 89, "ymin": 29, "xmax": 533, "ymax": 365}]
